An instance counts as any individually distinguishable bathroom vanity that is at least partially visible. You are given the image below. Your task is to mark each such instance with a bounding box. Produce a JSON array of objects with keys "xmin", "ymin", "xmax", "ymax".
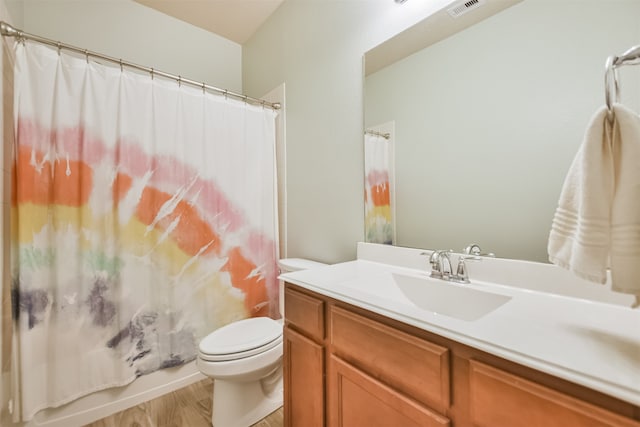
[{"xmin": 281, "ymin": 243, "xmax": 640, "ymax": 427}]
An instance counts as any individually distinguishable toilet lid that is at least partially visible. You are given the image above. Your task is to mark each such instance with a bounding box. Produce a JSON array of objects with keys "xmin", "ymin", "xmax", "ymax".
[
  {"xmin": 199, "ymin": 317, "xmax": 283, "ymax": 356},
  {"xmin": 198, "ymin": 334, "xmax": 282, "ymax": 362}
]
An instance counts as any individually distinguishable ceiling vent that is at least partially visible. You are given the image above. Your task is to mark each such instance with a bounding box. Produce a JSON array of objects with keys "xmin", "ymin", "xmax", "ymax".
[{"xmin": 447, "ymin": 0, "xmax": 486, "ymax": 18}]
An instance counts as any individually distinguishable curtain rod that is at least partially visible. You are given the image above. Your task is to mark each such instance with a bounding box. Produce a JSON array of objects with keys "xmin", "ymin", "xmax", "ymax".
[
  {"xmin": 0, "ymin": 21, "xmax": 281, "ymax": 111},
  {"xmin": 365, "ymin": 130, "xmax": 390, "ymax": 140}
]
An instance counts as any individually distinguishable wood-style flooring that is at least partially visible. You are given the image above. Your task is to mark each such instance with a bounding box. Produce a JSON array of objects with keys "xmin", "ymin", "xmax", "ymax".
[{"xmin": 86, "ymin": 378, "xmax": 283, "ymax": 427}]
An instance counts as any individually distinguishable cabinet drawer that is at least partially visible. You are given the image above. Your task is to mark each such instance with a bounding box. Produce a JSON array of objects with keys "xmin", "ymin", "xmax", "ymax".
[
  {"xmin": 330, "ymin": 306, "xmax": 450, "ymax": 412},
  {"xmin": 329, "ymin": 355, "xmax": 450, "ymax": 427},
  {"xmin": 470, "ymin": 360, "xmax": 640, "ymax": 427},
  {"xmin": 284, "ymin": 285, "xmax": 325, "ymax": 340}
]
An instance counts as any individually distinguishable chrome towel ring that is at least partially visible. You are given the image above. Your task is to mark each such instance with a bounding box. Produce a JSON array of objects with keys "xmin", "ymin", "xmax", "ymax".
[{"xmin": 605, "ymin": 45, "xmax": 640, "ymax": 123}]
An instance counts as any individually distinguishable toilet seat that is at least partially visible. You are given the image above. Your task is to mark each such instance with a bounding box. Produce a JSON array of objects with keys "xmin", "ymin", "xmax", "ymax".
[
  {"xmin": 199, "ymin": 335, "xmax": 282, "ymax": 362},
  {"xmin": 199, "ymin": 317, "xmax": 283, "ymax": 362}
]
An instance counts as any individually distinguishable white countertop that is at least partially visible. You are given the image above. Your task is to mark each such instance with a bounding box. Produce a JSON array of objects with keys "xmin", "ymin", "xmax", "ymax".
[{"xmin": 280, "ymin": 243, "xmax": 640, "ymax": 406}]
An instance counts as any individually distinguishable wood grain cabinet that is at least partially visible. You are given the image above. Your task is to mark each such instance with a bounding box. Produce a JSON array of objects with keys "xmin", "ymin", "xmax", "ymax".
[
  {"xmin": 283, "ymin": 326, "xmax": 324, "ymax": 427},
  {"xmin": 283, "ymin": 287, "xmax": 325, "ymax": 427},
  {"xmin": 328, "ymin": 355, "xmax": 450, "ymax": 427},
  {"xmin": 283, "ymin": 283, "xmax": 640, "ymax": 427},
  {"xmin": 469, "ymin": 361, "xmax": 640, "ymax": 427},
  {"xmin": 328, "ymin": 305, "xmax": 451, "ymax": 426}
]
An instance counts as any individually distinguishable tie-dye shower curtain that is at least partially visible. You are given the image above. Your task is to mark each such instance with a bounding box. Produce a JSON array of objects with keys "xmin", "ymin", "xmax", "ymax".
[
  {"xmin": 10, "ymin": 41, "xmax": 278, "ymax": 420},
  {"xmin": 364, "ymin": 132, "xmax": 394, "ymax": 244}
]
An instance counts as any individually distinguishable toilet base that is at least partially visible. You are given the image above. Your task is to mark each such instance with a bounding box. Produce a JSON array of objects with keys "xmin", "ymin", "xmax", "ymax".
[{"xmin": 212, "ymin": 366, "xmax": 283, "ymax": 427}]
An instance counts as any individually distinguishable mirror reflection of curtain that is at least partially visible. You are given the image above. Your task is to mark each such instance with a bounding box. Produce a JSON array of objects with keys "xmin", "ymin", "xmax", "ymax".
[{"xmin": 364, "ymin": 131, "xmax": 394, "ymax": 244}]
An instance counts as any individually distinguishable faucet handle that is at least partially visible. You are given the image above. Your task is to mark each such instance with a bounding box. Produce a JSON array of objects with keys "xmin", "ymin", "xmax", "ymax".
[
  {"xmin": 420, "ymin": 251, "xmax": 439, "ymax": 273},
  {"xmin": 455, "ymin": 257, "xmax": 469, "ymax": 283},
  {"xmin": 453, "ymin": 253, "xmax": 488, "ymax": 284},
  {"xmin": 421, "ymin": 250, "xmax": 448, "ymax": 278},
  {"xmin": 428, "ymin": 250, "xmax": 440, "ymax": 265},
  {"xmin": 425, "ymin": 251, "xmax": 443, "ymax": 275}
]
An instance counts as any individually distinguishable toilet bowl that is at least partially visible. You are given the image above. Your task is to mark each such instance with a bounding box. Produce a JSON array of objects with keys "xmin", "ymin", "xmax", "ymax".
[{"xmin": 197, "ymin": 258, "xmax": 327, "ymax": 427}]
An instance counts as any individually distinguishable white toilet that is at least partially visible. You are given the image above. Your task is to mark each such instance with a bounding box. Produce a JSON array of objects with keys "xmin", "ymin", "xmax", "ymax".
[{"xmin": 197, "ymin": 258, "xmax": 327, "ymax": 427}]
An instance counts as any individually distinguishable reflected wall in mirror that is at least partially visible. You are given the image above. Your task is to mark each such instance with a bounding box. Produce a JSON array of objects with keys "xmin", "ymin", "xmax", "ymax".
[{"xmin": 364, "ymin": 0, "xmax": 640, "ymax": 262}]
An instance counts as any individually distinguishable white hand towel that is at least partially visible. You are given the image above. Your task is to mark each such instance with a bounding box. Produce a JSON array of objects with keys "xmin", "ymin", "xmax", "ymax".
[{"xmin": 548, "ymin": 104, "xmax": 640, "ymax": 298}]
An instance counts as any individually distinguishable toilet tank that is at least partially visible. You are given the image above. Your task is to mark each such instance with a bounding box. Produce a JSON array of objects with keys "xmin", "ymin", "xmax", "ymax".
[
  {"xmin": 277, "ymin": 258, "xmax": 327, "ymax": 318},
  {"xmin": 278, "ymin": 258, "xmax": 328, "ymax": 274}
]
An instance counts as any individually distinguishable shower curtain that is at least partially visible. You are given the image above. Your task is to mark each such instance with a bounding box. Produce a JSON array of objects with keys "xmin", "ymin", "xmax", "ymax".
[
  {"xmin": 10, "ymin": 41, "xmax": 279, "ymax": 421},
  {"xmin": 364, "ymin": 132, "xmax": 394, "ymax": 244}
]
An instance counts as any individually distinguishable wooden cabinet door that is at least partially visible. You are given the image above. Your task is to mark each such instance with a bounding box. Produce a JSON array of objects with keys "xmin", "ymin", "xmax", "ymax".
[
  {"xmin": 330, "ymin": 306, "xmax": 450, "ymax": 413},
  {"xmin": 284, "ymin": 326, "xmax": 324, "ymax": 427},
  {"xmin": 470, "ymin": 360, "xmax": 640, "ymax": 427},
  {"xmin": 328, "ymin": 355, "xmax": 450, "ymax": 427}
]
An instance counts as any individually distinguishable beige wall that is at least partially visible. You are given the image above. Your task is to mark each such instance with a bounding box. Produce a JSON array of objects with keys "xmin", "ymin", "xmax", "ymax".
[
  {"xmin": 4, "ymin": 1, "xmax": 21, "ymax": 28},
  {"xmin": 242, "ymin": 0, "xmax": 455, "ymax": 264},
  {"xmin": 20, "ymin": 0, "xmax": 242, "ymax": 92}
]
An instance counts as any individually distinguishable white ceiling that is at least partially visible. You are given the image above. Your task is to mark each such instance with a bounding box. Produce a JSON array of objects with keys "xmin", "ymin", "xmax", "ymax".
[
  {"xmin": 134, "ymin": 0, "xmax": 284, "ymax": 44},
  {"xmin": 365, "ymin": 0, "xmax": 522, "ymax": 75}
]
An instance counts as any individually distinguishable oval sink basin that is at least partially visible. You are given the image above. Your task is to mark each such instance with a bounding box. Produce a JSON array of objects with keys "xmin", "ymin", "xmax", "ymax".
[{"xmin": 392, "ymin": 273, "xmax": 512, "ymax": 321}]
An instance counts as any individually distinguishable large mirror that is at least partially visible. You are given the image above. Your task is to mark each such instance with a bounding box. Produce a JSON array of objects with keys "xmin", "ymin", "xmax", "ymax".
[{"xmin": 364, "ymin": 0, "xmax": 640, "ymax": 262}]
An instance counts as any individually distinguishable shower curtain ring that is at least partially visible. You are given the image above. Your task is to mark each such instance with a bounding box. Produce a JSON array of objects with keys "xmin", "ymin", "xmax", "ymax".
[
  {"xmin": 261, "ymin": 100, "xmax": 266, "ymax": 109},
  {"xmin": 202, "ymin": 82, "xmax": 206, "ymax": 94},
  {"xmin": 178, "ymin": 76, "xmax": 181, "ymax": 87},
  {"xmin": 243, "ymin": 95, "xmax": 248, "ymax": 104},
  {"xmin": 84, "ymin": 49, "xmax": 89, "ymax": 64},
  {"xmin": 150, "ymin": 68, "xmax": 154, "ymax": 80},
  {"xmin": 223, "ymin": 89, "xmax": 228, "ymax": 100},
  {"xmin": 56, "ymin": 42, "xmax": 61, "ymax": 56},
  {"xmin": 119, "ymin": 59, "xmax": 123, "ymax": 72}
]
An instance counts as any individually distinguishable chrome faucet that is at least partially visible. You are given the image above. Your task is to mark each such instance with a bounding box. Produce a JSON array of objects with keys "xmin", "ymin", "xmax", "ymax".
[
  {"xmin": 428, "ymin": 250, "xmax": 471, "ymax": 284},
  {"xmin": 424, "ymin": 245, "xmax": 495, "ymax": 284},
  {"xmin": 429, "ymin": 250, "xmax": 453, "ymax": 280}
]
